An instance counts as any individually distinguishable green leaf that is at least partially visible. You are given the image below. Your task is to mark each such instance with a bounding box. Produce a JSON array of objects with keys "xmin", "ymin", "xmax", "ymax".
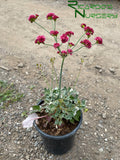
[
  {"xmin": 74, "ymin": 110, "xmax": 81, "ymax": 121},
  {"xmin": 81, "ymin": 99, "xmax": 86, "ymax": 108},
  {"xmin": 32, "ymin": 105, "xmax": 41, "ymax": 111},
  {"xmin": 70, "ymin": 119, "xmax": 75, "ymax": 124},
  {"xmin": 55, "ymin": 119, "xmax": 60, "ymax": 125}
]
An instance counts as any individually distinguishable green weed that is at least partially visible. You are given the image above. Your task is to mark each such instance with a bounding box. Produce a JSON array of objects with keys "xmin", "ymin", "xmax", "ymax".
[{"xmin": 0, "ymin": 80, "xmax": 24, "ymax": 109}]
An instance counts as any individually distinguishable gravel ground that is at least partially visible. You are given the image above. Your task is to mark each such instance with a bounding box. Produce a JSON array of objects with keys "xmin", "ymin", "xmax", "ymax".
[{"xmin": 0, "ymin": 0, "xmax": 120, "ymax": 160}]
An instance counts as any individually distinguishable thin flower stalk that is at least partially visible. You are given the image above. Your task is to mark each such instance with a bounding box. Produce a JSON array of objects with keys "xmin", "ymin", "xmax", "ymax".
[
  {"xmin": 73, "ymin": 46, "xmax": 85, "ymax": 53},
  {"xmin": 59, "ymin": 57, "xmax": 65, "ymax": 98},
  {"xmin": 72, "ymin": 33, "xmax": 86, "ymax": 50},
  {"xmin": 44, "ymin": 43, "xmax": 53, "ymax": 47},
  {"xmin": 34, "ymin": 21, "xmax": 50, "ymax": 34}
]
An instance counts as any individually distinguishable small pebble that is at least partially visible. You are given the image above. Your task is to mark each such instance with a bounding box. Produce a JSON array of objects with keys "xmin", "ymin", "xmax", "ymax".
[
  {"xmin": 102, "ymin": 112, "xmax": 107, "ymax": 119},
  {"xmin": 109, "ymin": 68, "xmax": 115, "ymax": 74},
  {"xmin": 95, "ymin": 65, "xmax": 102, "ymax": 69},
  {"xmin": 105, "ymin": 128, "xmax": 107, "ymax": 132},
  {"xmin": 18, "ymin": 63, "xmax": 24, "ymax": 68},
  {"xmin": 84, "ymin": 121, "xmax": 88, "ymax": 125},
  {"xmin": 26, "ymin": 155, "xmax": 29, "ymax": 159},
  {"xmin": 34, "ymin": 141, "xmax": 38, "ymax": 147},
  {"xmin": 104, "ymin": 138, "xmax": 108, "ymax": 142},
  {"xmin": 99, "ymin": 148, "xmax": 104, "ymax": 152},
  {"xmin": 98, "ymin": 124, "xmax": 103, "ymax": 128},
  {"xmin": 29, "ymin": 99, "xmax": 33, "ymax": 103},
  {"xmin": 99, "ymin": 69, "xmax": 103, "ymax": 73}
]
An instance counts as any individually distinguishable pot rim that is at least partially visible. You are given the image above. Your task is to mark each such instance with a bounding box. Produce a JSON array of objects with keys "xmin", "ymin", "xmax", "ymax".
[{"xmin": 33, "ymin": 110, "xmax": 83, "ymax": 140}]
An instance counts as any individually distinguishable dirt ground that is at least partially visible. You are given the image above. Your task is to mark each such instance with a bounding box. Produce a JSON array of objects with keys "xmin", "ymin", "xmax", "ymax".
[{"xmin": 0, "ymin": 0, "xmax": 120, "ymax": 160}]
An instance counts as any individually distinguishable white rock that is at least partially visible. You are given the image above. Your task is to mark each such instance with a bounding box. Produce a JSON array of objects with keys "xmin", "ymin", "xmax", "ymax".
[
  {"xmin": 101, "ymin": 134, "xmax": 104, "ymax": 137},
  {"xmin": 95, "ymin": 65, "xmax": 102, "ymax": 69},
  {"xmin": 109, "ymin": 68, "xmax": 115, "ymax": 74},
  {"xmin": 99, "ymin": 69, "xmax": 103, "ymax": 73},
  {"xmin": 98, "ymin": 124, "xmax": 103, "ymax": 128},
  {"xmin": 102, "ymin": 112, "xmax": 107, "ymax": 119},
  {"xmin": 105, "ymin": 128, "xmax": 107, "ymax": 132},
  {"xmin": 104, "ymin": 138, "xmax": 108, "ymax": 142},
  {"xmin": 18, "ymin": 62, "xmax": 24, "ymax": 68},
  {"xmin": 84, "ymin": 121, "xmax": 88, "ymax": 125},
  {"xmin": 99, "ymin": 148, "xmax": 104, "ymax": 152},
  {"xmin": 94, "ymin": 132, "xmax": 97, "ymax": 136},
  {"xmin": 26, "ymin": 155, "xmax": 29, "ymax": 159}
]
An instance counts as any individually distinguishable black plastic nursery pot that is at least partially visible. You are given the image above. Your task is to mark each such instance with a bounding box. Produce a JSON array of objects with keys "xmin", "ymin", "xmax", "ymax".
[{"xmin": 33, "ymin": 110, "xmax": 83, "ymax": 155}]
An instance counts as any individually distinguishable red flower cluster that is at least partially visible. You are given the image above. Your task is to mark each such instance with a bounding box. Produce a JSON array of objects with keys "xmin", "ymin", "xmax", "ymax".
[
  {"xmin": 65, "ymin": 31, "xmax": 74, "ymax": 37},
  {"xmin": 54, "ymin": 43, "xmax": 60, "ymax": 49},
  {"xmin": 61, "ymin": 50, "xmax": 67, "ymax": 56},
  {"xmin": 60, "ymin": 31, "xmax": 74, "ymax": 43},
  {"xmin": 84, "ymin": 26, "xmax": 94, "ymax": 37},
  {"xmin": 60, "ymin": 34, "xmax": 69, "ymax": 43},
  {"xmin": 69, "ymin": 42, "xmax": 74, "ymax": 47},
  {"xmin": 57, "ymin": 49, "xmax": 73, "ymax": 57},
  {"xmin": 80, "ymin": 39, "xmax": 91, "ymax": 48},
  {"xmin": 28, "ymin": 13, "xmax": 103, "ymax": 59},
  {"xmin": 67, "ymin": 49, "xmax": 73, "ymax": 55},
  {"xmin": 50, "ymin": 30, "xmax": 59, "ymax": 36},
  {"xmin": 46, "ymin": 13, "xmax": 59, "ymax": 20},
  {"xmin": 28, "ymin": 14, "xmax": 39, "ymax": 23},
  {"xmin": 35, "ymin": 35, "xmax": 45, "ymax": 44},
  {"xmin": 95, "ymin": 37, "xmax": 103, "ymax": 44}
]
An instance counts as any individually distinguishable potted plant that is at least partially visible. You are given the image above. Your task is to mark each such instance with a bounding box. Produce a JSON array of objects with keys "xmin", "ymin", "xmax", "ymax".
[{"xmin": 22, "ymin": 13, "xmax": 103, "ymax": 155}]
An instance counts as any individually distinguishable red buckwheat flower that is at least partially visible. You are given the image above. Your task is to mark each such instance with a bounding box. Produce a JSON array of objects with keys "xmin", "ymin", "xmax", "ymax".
[
  {"xmin": 46, "ymin": 13, "xmax": 55, "ymax": 19},
  {"xmin": 84, "ymin": 26, "xmax": 94, "ymax": 35},
  {"xmin": 65, "ymin": 31, "xmax": 74, "ymax": 37},
  {"xmin": 69, "ymin": 42, "xmax": 74, "ymax": 47},
  {"xmin": 81, "ymin": 23, "xmax": 86, "ymax": 28},
  {"xmin": 95, "ymin": 37, "xmax": 103, "ymax": 44},
  {"xmin": 35, "ymin": 14, "xmax": 39, "ymax": 18},
  {"xmin": 35, "ymin": 35, "xmax": 45, "ymax": 44},
  {"xmin": 50, "ymin": 30, "xmax": 59, "ymax": 36},
  {"xmin": 80, "ymin": 39, "xmax": 91, "ymax": 48},
  {"xmin": 67, "ymin": 49, "xmax": 73, "ymax": 55},
  {"xmin": 52, "ymin": 15, "xmax": 59, "ymax": 21},
  {"xmin": 46, "ymin": 13, "xmax": 59, "ymax": 21},
  {"xmin": 61, "ymin": 50, "xmax": 67, "ymax": 56},
  {"xmin": 60, "ymin": 34, "xmax": 69, "ymax": 43},
  {"xmin": 28, "ymin": 14, "xmax": 39, "ymax": 23},
  {"xmin": 54, "ymin": 43, "xmax": 60, "ymax": 49},
  {"xmin": 86, "ymin": 32, "xmax": 91, "ymax": 38}
]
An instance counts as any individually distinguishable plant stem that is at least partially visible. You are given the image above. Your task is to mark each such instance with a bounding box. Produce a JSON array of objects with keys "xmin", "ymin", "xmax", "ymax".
[
  {"xmin": 44, "ymin": 43, "xmax": 53, "ymax": 47},
  {"xmin": 67, "ymin": 37, "xmax": 70, "ymax": 50},
  {"xmin": 54, "ymin": 21, "xmax": 56, "ymax": 30},
  {"xmin": 52, "ymin": 20, "xmax": 56, "ymax": 30},
  {"xmin": 73, "ymin": 46, "xmax": 85, "ymax": 53},
  {"xmin": 73, "ymin": 61, "xmax": 83, "ymax": 89},
  {"xmin": 34, "ymin": 22, "xmax": 50, "ymax": 34},
  {"xmin": 72, "ymin": 33, "xmax": 86, "ymax": 50},
  {"xmin": 59, "ymin": 57, "xmax": 65, "ymax": 98}
]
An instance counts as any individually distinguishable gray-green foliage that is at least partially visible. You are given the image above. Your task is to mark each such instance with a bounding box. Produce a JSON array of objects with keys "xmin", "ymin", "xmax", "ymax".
[{"xmin": 33, "ymin": 87, "xmax": 86, "ymax": 126}]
